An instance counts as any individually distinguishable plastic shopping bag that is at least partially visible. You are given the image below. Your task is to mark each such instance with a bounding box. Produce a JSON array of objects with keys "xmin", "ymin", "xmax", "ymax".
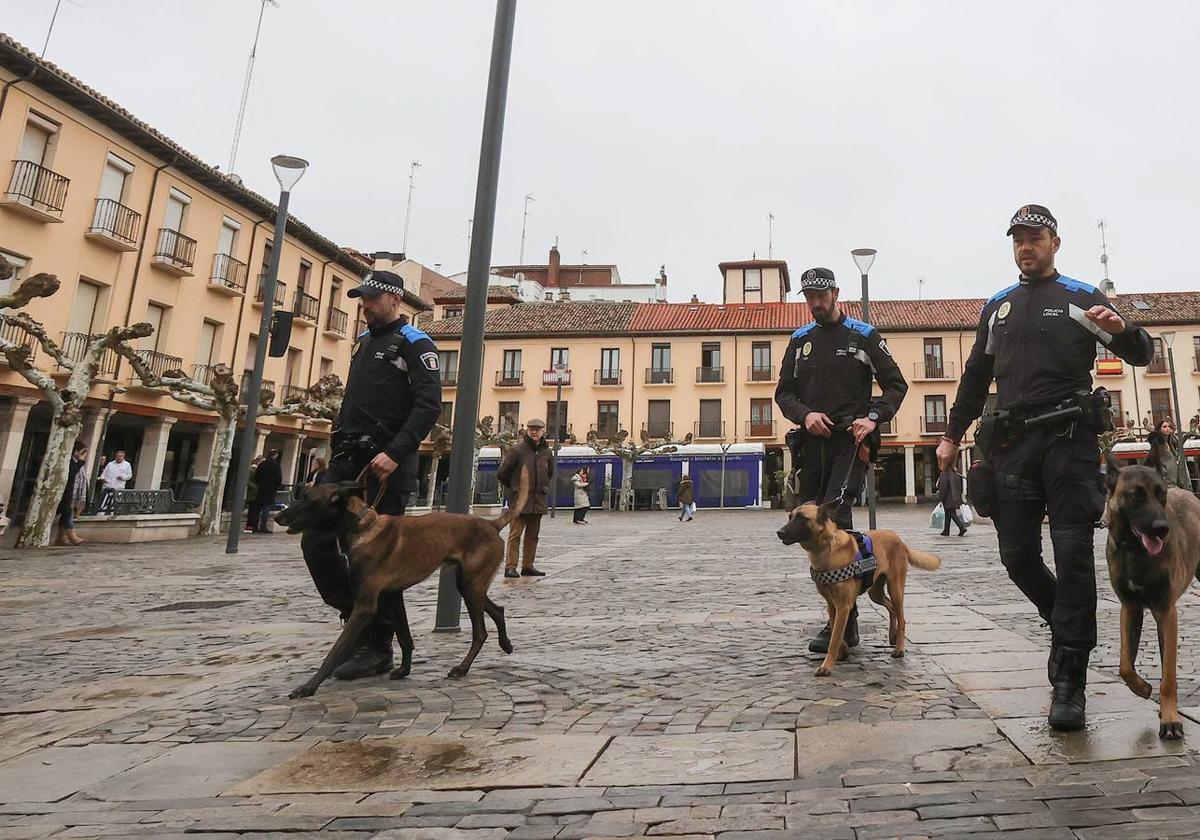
[
  {"xmin": 929, "ymin": 503, "xmax": 945, "ymax": 531},
  {"xmin": 960, "ymin": 505, "xmax": 974, "ymax": 527}
]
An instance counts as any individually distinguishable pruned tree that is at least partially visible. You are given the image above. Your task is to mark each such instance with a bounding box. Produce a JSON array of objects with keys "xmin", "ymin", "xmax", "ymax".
[
  {"xmin": 473, "ymin": 415, "xmax": 518, "ymax": 507},
  {"xmin": 425, "ymin": 423, "xmax": 452, "ymax": 508},
  {"xmin": 0, "ymin": 260, "xmax": 153, "ymax": 547},
  {"xmin": 583, "ymin": 428, "xmax": 691, "ymax": 511}
]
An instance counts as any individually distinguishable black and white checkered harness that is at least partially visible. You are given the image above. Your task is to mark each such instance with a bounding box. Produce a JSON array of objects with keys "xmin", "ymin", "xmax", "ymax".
[{"xmin": 810, "ymin": 531, "xmax": 876, "ymax": 587}]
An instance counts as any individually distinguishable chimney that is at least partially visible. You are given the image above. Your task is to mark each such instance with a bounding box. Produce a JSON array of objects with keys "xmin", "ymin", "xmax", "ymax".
[
  {"xmin": 690, "ymin": 294, "xmax": 700, "ymax": 304},
  {"xmin": 559, "ymin": 288, "xmax": 571, "ymax": 301},
  {"xmin": 548, "ymin": 245, "xmax": 561, "ymax": 288}
]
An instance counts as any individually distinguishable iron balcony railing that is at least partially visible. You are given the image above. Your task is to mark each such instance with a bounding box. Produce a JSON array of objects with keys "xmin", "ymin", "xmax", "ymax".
[
  {"xmin": 642, "ymin": 421, "xmax": 673, "ymax": 438},
  {"xmin": 1148, "ymin": 356, "xmax": 1169, "ymax": 375},
  {"xmin": 921, "ymin": 415, "xmax": 949, "ymax": 435},
  {"xmin": 589, "ymin": 422, "xmax": 622, "ymax": 439},
  {"xmin": 594, "ymin": 369, "xmax": 622, "ymax": 385},
  {"xmin": 696, "ymin": 366, "xmax": 724, "ymax": 384},
  {"xmin": 192, "ymin": 363, "xmax": 216, "ymax": 386},
  {"xmin": 293, "ymin": 290, "xmax": 319, "ymax": 322},
  {"xmin": 5, "ymin": 159, "xmax": 69, "ymax": 216},
  {"xmin": 915, "ymin": 360, "xmax": 957, "ymax": 380},
  {"xmin": 60, "ymin": 332, "xmax": 117, "ymax": 376},
  {"xmin": 645, "ymin": 367, "xmax": 673, "ymax": 384},
  {"xmin": 255, "ymin": 274, "xmax": 286, "ymax": 307},
  {"xmin": 496, "ymin": 370, "xmax": 524, "ymax": 386},
  {"xmin": 154, "ymin": 227, "xmax": 197, "ymax": 271},
  {"xmin": 0, "ymin": 320, "xmax": 37, "ymax": 361},
  {"xmin": 282, "ymin": 384, "xmax": 309, "ymax": 405},
  {"xmin": 746, "ymin": 420, "xmax": 776, "ymax": 438},
  {"xmin": 694, "ymin": 420, "xmax": 725, "ymax": 439},
  {"xmin": 747, "ymin": 365, "xmax": 774, "ymax": 382},
  {"xmin": 542, "ymin": 368, "xmax": 572, "ymax": 386},
  {"xmin": 325, "ymin": 306, "xmax": 348, "ymax": 336},
  {"xmin": 239, "ymin": 372, "xmax": 276, "ymax": 405},
  {"xmin": 89, "ymin": 198, "xmax": 140, "ymax": 245},
  {"xmin": 210, "ymin": 253, "xmax": 248, "ymax": 293},
  {"xmin": 131, "ymin": 349, "xmax": 183, "ymax": 383}
]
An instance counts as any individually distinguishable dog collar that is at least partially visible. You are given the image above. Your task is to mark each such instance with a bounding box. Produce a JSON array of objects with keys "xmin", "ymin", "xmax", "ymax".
[{"xmin": 810, "ymin": 532, "xmax": 877, "ymax": 585}]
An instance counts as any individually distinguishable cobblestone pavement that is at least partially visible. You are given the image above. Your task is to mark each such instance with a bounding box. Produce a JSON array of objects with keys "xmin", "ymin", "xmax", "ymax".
[{"xmin": 3, "ymin": 505, "xmax": 1200, "ymax": 839}]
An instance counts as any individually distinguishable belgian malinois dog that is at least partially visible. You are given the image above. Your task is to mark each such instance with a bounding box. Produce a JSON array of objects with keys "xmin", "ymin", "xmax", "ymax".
[
  {"xmin": 777, "ymin": 501, "xmax": 942, "ymax": 676},
  {"xmin": 276, "ymin": 468, "xmax": 530, "ymax": 699},
  {"xmin": 1104, "ymin": 455, "xmax": 1200, "ymax": 740}
]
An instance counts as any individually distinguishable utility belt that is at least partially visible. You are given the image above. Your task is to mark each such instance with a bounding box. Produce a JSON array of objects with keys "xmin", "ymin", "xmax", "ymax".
[
  {"xmin": 331, "ymin": 418, "xmax": 399, "ymax": 461},
  {"xmin": 785, "ymin": 416, "xmax": 881, "ymax": 465}
]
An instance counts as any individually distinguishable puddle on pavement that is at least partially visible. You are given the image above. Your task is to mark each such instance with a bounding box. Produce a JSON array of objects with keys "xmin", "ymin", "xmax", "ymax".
[{"xmin": 996, "ymin": 712, "xmax": 1190, "ymax": 765}]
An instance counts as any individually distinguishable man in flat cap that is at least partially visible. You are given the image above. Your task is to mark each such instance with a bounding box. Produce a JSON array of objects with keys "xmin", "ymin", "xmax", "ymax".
[
  {"xmin": 937, "ymin": 205, "xmax": 1153, "ymax": 731},
  {"xmin": 300, "ymin": 270, "xmax": 442, "ymax": 680},
  {"xmin": 776, "ymin": 267, "xmax": 909, "ymax": 654},
  {"xmin": 496, "ymin": 417, "xmax": 553, "ymax": 578}
]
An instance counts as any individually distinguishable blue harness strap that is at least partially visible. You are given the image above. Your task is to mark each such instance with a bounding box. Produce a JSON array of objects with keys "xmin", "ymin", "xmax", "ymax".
[{"xmin": 810, "ymin": 530, "xmax": 877, "ymax": 588}]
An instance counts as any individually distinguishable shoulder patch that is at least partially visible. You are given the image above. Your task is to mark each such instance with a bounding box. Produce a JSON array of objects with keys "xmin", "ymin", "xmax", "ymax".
[
  {"xmin": 842, "ymin": 317, "xmax": 874, "ymax": 338},
  {"xmin": 987, "ymin": 282, "xmax": 1021, "ymax": 305},
  {"xmin": 1055, "ymin": 274, "xmax": 1098, "ymax": 295},
  {"xmin": 419, "ymin": 351, "xmax": 439, "ymax": 371},
  {"xmin": 356, "ymin": 329, "xmax": 370, "ymax": 341},
  {"xmin": 400, "ymin": 323, "xmax": 434, "ymax": 345},
  {"xmin": 791, "ymin": 323, "xmax": 818, "ymax": 340}
]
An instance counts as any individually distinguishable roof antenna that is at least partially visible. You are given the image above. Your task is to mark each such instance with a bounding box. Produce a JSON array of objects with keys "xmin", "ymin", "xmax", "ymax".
[
  {"xmin": 1097, "ymin": 219, "xmax": 1114, "ymax": 295},
  {"xmin": 228, "ymin": 0, "xmax": 280, "ymax": 175}
]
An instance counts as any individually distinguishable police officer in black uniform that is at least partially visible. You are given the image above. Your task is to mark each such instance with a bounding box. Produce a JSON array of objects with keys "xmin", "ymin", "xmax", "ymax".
[
  {"xmin": 776, "ymin": 267, "xmax": 909, "ymax": 653},
  {"xmin": 937, "ymin": 205, "xmax": 1154, "ymax": 731},
  {"xmin": 301, "ymin": 270, "xmax": 442, "ymax": 680}
]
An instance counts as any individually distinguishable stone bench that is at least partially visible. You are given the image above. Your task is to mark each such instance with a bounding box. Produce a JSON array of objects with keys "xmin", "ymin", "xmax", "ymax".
[{"xmin": 74, "ymin": 512, "xmax": 200, "ymax": 543}]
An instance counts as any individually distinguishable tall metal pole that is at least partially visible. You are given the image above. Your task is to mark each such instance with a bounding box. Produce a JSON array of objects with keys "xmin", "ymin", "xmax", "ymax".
[
  {"xmin": 519, "ymin": 193, "xmax": 534, "ymax": 263},
  {"xmin": 226, "ymin": 189, "xmax": 290, "ymax": 553},
  {"xmin": 860, "ymin": 271, "xmax": 878, "ymax": 530},
  {"xmin": 402, "ymin": 160, "xmax": 421, "ymax": 255},
  {"xmin": 550, "ymin": 381, "xmax": 563, "ymax": 519},
  {"xmin": 1166, "ymin": 342, "xmax": 1185, "ymax": 449},
  {"xmin": 228, "ymin": 0, "xmax": 274, "ymax": 174},
  {"xmin": 437, "ymin": 0, "xmax": 518, "ymax": 632}
]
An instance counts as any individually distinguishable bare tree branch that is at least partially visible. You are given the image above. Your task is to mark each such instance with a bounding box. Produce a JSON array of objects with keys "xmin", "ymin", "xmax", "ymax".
[
  {"xmin": 1, "ymin": 312, "xmax": 74, "ymax": 369},
  {"xmin": 0, "ymin": 270, "xmax": 60, "ymax": 310},
  {"xmin": 0, "ymin": 337, "xmax": 64, "ymax": 411}
]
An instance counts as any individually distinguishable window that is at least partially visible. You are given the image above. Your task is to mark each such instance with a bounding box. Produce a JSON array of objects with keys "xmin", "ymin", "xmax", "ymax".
[
  {"xmin": 444, "ymin": 306, "xmax": 463, "ymax": 319},
  {"xmin": 261, "ymin": 240, "xmax": 273, "ymax": 274},
  {"xmin": 297, "ymin": 260, "xmax": 312, "ymax": 292},
  {"xmin": 744, "ymin": 268, "xmax": 762, "ymax": 292},
  {"xmin": 438, "ymin": 350, "xmax": 459, "ymax": 383},
  {"xmin": 923, "ymin": 338, "xmax": 944, "ymax": 378},
  {"xmin": 550, "ymin": 347, "xmax": 569, "ymax": 369},
  {"xmin": 1109, "ymin": 390, "xmax": 1124, "ymax": 426},
  {"xmin": 546, "ymin": 401, "xmax": 569, "ymax": 441},
  {"xmin": 600, "ymin": 348, "xmax": 620, "ymax": 384},
  {"xmin": 924, "ymin": 395, "xmax": 948, "ymax": 434},
  {"xmin": 498, "ymin": 401, "xmax": 520, "ymax": 432},
  {"xmin": 0, "ymin": 249, "xmax": 29, "ymax": 293},
  {"xmin": 17, "ymin": 112, "xmax": 58, "ymax": 166},
  {"xmin": 700, "ymin": 342, "xmax": 722, "ymax": 382},
  {"xmin": 751, "ymin": 341, "xmax": 771, "ymax": 380},
  {"xmin": 163, "ymin": 188, "xmax": 190, "ymax": 232},
  {"xmin": 1149, "ymin": 338, "xmax": 1167, "ymax": 374},
  {"xmin": 142, "ymin": 303, "xmax": 167, "ymax": 351},
  {"xmin": 750, "ymin": 398, "xmax": 773, "ymax": 436},
  {"xmin": 698, "ymin": 399, "xmax": 723, "ymax": 438},
  {"xmin": 196, "ymin": 320, "xmax": 219, "ymax": 367},
  {"xmin": 647, "ymin": 399, "xmax": 671, "ymax": 437},
  {"xmin": 218, "ymin": 217, "xmax": 240, "ymax": 257},
  {"xmin": 285, "ymin": 348, "xmax": 303, "ymax": 392},
  {"xmin": 319, "ymin": 357, "xmax": 333, "ymax": 379},
  {"xmin": 1096, "ymin": 343, "xmax": 1117, "ymax": 362},
  {"xmin": 1151, "ymin": 389, "xmax": 1172, "ymax": 424},
  {"xmin": 439, "ymin": 401, "xmax": 453, "ymax": 427},
  {"xmin": 244, "ymin": 335, "xmax": 258, "ymax": 373},
  {"xmin": 67, "ymin": 280, "xmax": 104, "ymax": 334},
  {"xmin": 650, "ymin": 343, "xmax": 671, "ymax": 383},
  {"xmin": 92, "ymin": 154, "xmax": 133, "ymax": 237},
  {"xmin": 502, "ymin": 349, "xmax": 521, "ymax": 383},
  {"xmin": 596, "ymin": 401, "xmax": 619, "ymax": 436}
]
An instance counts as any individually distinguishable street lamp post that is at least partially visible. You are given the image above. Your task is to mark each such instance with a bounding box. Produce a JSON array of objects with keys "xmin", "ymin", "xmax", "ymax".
[
  {"xmin": 93, "ymin": 385, "xmax": 127, "ymax": 510},
  {"xmin": 225, "ymin": 154, "xmax": 308, "ymax": 554},
  {"xmin": 549, "ymin": 363, "xmax": 566, "ymax": 520},
  {"xmin": 851, "ymin": 248, "xmax": 878, "ymax": 530},
  {"xmin": 1161, "ymin": 329, "xmax": 1186, "ymax": 447}
]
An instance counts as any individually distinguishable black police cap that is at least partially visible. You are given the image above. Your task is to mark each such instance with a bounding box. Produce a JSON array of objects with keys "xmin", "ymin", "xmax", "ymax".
[
  {"xmin": 1007, "ymin": 204, "xmax": 1058, "ymax": 236},
  {"xmin": 348, "ymin": 270, "xmax": 406, "ymax": 298},
  {"xmin": 799, "ymin": 267, "xmax": 837, "ymax": 291}
]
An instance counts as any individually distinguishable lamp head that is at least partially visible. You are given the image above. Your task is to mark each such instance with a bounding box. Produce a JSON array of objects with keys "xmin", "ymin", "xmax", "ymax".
[
  {"xmin": 271, "ymin": 155, "xmax": 309, "ymax": 192},
  {"xmin": 1162, "ymin": 331, "xmax": 1176, "ymax": 349},
  {"xmin": 851, "ymin": 248, "xmax": 877, "ymax": 275}
]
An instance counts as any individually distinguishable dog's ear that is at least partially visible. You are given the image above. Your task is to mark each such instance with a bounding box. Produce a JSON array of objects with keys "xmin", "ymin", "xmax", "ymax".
[
  {"xmin": 1104, "ymin": 452, "xmax": 1123, "ymax": 493},
  {"xmin": 816, "ymin": 500, "xmax": 840, "ymax": 525},
  {"xmin": 333, "ymin": 481, "xmax": 367, "ymax": 501}
]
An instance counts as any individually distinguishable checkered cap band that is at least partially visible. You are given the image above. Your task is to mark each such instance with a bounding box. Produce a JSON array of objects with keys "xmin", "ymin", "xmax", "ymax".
[
  {"xmin": 1010, "ymin": 212, "xmax": 1056, "ymax": 231},
  {"xmin": 349, "ymin": 272, "xmax": 404, "ymax": 297},
  {"xmin": 800, "ymin": 267, "xmax": 837, "ymax": 291}
]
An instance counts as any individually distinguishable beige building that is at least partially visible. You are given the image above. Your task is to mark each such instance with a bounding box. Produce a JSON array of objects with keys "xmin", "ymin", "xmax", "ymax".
[
  {"xmin": 424, "ymin": 263, "xmax": 1200, "ymax": 504},
  {"xmin": 0, "ymin": 35, "xmax": 426, "ymax": 518}
]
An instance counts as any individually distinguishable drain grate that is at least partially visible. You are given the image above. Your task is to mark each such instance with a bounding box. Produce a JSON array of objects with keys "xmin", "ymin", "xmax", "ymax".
[{"xmin": 142, "ymin": 600, "xmax": 245, "ymax": 613}]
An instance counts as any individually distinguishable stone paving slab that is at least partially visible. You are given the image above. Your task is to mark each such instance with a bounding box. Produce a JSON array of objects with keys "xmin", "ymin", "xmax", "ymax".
[
  {"xmin": 0, "ymin": 744, "xmax": 163, "ymax": 802},
  {"xmin": 231, "ymin": 734, "xmax": 609, "ymax": 794},
  {"xmin": 792, "ymin": 719, "xmax": 1023, "ymax": 774},
  {"xmin": 996, "ymin": 712, "xmax": 1192, "ymax": 765},
  {"xmin": 971, "ymin": 683, "xmax": 1153, "ymax": 720},
  {"xmin": 581, "ymin": 731, "xmax": 794, "ymax": 786}
]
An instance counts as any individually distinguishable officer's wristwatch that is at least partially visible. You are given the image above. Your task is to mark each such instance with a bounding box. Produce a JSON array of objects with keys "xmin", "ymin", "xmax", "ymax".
[{"xmin": 867, "ymin": 410, "xmax": 881, "ymax": 423}]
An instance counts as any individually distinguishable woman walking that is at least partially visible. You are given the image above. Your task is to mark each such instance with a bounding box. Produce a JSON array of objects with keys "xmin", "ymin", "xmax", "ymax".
[
  {"xmin": 677, "ymin": 475, "xmax": 696, "ymax": 522},
  {"xmin": 572, "ymin": 467, "xmax": 591, "ymax": 524},
  {"xmin": 55, "ymin": 442, "xmax": 90, "ymax": 546},
  {"xmin": 1146, "ymin": 418, "xmax": 1192, "ymax": 491}
]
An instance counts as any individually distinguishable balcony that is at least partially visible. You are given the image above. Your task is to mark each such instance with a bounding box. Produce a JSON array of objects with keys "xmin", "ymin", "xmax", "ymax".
[
  {"xmin": 281, "ymin": 384, "xmax": 309, "ymax": 405},
  {"xmin": 59, "ymin": 332, "xmax": 117, "ymax": 378},
  {"xmin": 254, "ymin": 274, "xmax": 286, "ymax": 307},
  {"xmin": 542, "ymin": 368, "xmax": 572, "ymax": 387},
  {"xmin": 0, "ymin": 320, "xmax": 37, "ymax": 363},
  {"xmin": 745, "ymin": 420, "xmax": 776, "ymax": 438},
  {"xmin": 129, "ymin": 349, "xmax": 183, "ymax": 389},
  {"xmin": 2, "ymin": 159, "xmax": 69, "ymax": 222},
  {"xmin": 546, "ymin": 424, "xmax": 573, "ymax": 443},
  {"xmin": 645, "ymin": 367, "xmax": 673, "ymax": 385},
  {"xmin": 209, "ymin": 253, "xmax": 247, "ymax": 295},
  {"xmin": 589, "ymin": 422, "xmax": 623, "ymax": 440},
  {"xmin": 293, "ymin": 290, "xmax": 319, "ymax": 324},
  {"xmin": 747, "ymin": 365, "xmax": 774, "ymax": 383},
  {"xmin": 642, "ymin": 421, "xmax": 674, "ymax": 439},
  {"xmin": 694, "ymin": 420, "xmax": 725, "ymax": 440},
  {"xmin": 324, "ymin": 306, "xmax": 348, "ymax": 339},
  {"xmin": 192, "ymin": 363, "xmax": 216, "ymax": 386},
  {"xmin": 1146, "ymin": 356, "xmax": 1169, "ymax": 375},
  {"xmin": 594, "ymin": 369, "xmax": 622, "ymax": 386},
  {"xmin": 696, "ymin": 366, "xmax": 724, "ymax": 384},
  {"xmin": 440, "ymin": 368, "xmax": 459, "ymax": 387},
  {"xmin": 239, "ymin": 372, "xmax": 276, "ymax": 405},
  {"xmin": 151, "ymin": 228, "xmax": 196, "ymax": 275},
  {"xmin": 85, "ymin": 198, "xmax": 140, "ymax": 251},
  {"xmin": 920, "ymin": 415, "xmax": 949, "ymax": 435},
  {"xmin": 495, "ymin": 370, "xmax": 524, "ymax": 387},
  {"xmin": 914, "ymin": 360, "xmax": 957, "ymax": 381}
]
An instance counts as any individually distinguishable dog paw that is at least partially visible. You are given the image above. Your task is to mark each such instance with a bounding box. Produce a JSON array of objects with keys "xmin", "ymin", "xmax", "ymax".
[
  {"xmin": 815, "ymin": 666, "xmax": 832, "ymax": 677},
  {"xmin": 1160, "ymin": 720, "xmax": 1185, "ymax": 741},
  {"xmin": 288, "ymin": 684, "xmax": 316, "ymax": 699},
  {"xmin": 447, "ymin": 666, "xmax": 467, "ymax": 679},
  {"xmin": 499, "ymin": 638, "xmax": 514, "ymax": 654},
  {"xmin": 389, "ymin": 666, "xmax": 411, "ymax": 680},
  {"xmin": 891, "ymin": 648, "xmax": 905, "ymax": 659},
  {"xmin": 1124, "ymin": 675, "xmax": 1153, "ymax": 699}
]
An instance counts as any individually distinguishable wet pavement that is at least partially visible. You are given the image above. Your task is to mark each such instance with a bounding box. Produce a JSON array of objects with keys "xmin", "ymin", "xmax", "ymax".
[{"xmin": 2, "ymin": 505, "xmax": 1200, "ymax": 838}]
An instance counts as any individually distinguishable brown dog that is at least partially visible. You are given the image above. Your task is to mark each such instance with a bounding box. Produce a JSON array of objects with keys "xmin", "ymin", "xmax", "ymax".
[
  {"xmin": 1104, "ymin": 455, "xmax": 1200, "ymax": 740},
  {"xmin": 276, "ymin": 468, "xmax": 530, "ymax": 698},
  {"xmin": 777, "ymin": 501, "xmax": 941, "ymax": 676}
]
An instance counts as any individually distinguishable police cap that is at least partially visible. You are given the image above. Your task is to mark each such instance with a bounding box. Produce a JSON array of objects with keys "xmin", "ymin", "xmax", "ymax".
[
  {"xmin": 799, "ymin": 267, "xmax": 837, "ymax": 292},
  {"xmin": 1007, "ymin": 204, "xmax": 1058, "ymax": 236},
  {"xmin": 348, "ymin": 270, "xmax": 406, "ymax": 298}
]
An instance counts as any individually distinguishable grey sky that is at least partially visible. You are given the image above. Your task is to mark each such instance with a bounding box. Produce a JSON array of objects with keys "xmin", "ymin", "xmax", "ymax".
[{"xmin": 8, "ymin": 1, "xmax": 1199, "ymax": 303}]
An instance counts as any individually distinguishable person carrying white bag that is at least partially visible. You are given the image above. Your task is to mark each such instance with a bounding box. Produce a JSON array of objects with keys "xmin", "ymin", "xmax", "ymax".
[{"xmin": 936, "ymin": 464, "xmax": 969, "ymax": 536}]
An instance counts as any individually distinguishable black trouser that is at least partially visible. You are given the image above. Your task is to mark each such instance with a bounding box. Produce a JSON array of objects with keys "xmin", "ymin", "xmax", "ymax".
[
  {"xmin": 300, "ymin": 449, "xmax": 407, "ymax": 648},
  {"xmin": 989, "ymin": 425, "xmax": 1104, "ymax": 652},
  {"xmin": 573, "ymin": 506, "xmax": 588, "ymax": 523},
  {"xmin": 797, "ymin": 433, "xmax": 867, "ymax": 530},
  {"xmin": 941, "ymin": 505, "xmax": 967, "ymax": 535}
]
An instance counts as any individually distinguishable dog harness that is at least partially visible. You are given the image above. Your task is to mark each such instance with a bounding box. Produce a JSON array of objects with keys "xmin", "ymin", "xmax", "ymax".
[{"xmin": 810, "ymin": 530, "xmax": 876, "ymax": 588}]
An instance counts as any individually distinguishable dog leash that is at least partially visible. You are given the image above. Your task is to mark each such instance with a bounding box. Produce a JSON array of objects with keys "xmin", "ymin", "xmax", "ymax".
[
  {"xmin": 831, "ymin": 430, "xmax": 865, "ymax": 506},
  {"xmin": 354, "ymin": 464, "xmax": 389, "ymax": 512}
]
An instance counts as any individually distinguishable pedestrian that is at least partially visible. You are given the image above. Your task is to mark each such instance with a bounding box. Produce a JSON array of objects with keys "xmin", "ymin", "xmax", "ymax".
[
  {"xmin": 98, "ymin": 449, "xmax": 132, "ymax": 512},
  {"xmin": 677, "ymin": 474, "xmax": 695, "ymax": 522},
  {"xmin": 300, "ymin": 270, "xmax": 441, "ymax": 681},
  {"xmin": 55, "ymin": 441, "xmax": 89, "ymax": 546},
  {"xmin": 244, "ymin": 456, "xmax": 262, "ymax": 533},
  {"xmin": 251, "ymin": 449, "xmax": 283, "ymax": 532},
  {"xmin": 1146, "ymin": 418, "xmax": 1192, "ymax": 491},
  {"xmin": 775, "ymin": 266, "xmax": 909, "ymax": 655},
  {"xmin": 305, "ymin": 457, "xmax": 328, "ymax": 488},
  {"xmin": 571, "ymin": 467, "xmax": 590, "ymax": 524},
  {"xmin": 936, "ymin": 463, "xmax": 968, "ymax": 537},
  {"xmin": 496, "ymin": 418, "xmax": 552, "ymax": 578},
  {"xmin": 937, "ymin": 204, "xmax": 1155, "ymax": 732}
]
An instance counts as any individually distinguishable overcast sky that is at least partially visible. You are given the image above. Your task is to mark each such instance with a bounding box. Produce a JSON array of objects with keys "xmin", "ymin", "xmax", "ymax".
[{"xmin": 8, "ymin": 1, "xmax": 1199, "ymax": 303}]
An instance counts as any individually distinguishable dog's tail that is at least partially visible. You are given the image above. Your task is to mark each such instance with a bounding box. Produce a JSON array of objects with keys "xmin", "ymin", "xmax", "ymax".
[
  {"xmin": 490, "ymin": 466, "xmax": 530, "ymax": 532},
  {"xmin": 907, "ymin": 546, "xmax": 942, "ymax": 571}
]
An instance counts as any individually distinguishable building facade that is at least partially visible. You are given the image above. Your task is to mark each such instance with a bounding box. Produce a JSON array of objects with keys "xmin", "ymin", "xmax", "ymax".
[{"xmin": 0, "ymin": 35, "xmax": 426, "ymax": 517}]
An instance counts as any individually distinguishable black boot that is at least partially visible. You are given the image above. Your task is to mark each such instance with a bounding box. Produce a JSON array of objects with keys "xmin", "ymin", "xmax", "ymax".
[
  {"xmin": 808, "ymin": 606, "xmax": 860, "ymax": 653},
  {"xmin": 1048, "ymin": 645, "xmax": 1088, "ymax": 731},
  {"xmin": 333, "ymin": 621, "xmax": 394, "ymax": 680}
]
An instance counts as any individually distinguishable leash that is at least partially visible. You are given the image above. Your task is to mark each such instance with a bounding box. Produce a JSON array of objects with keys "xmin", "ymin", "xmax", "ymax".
[
  {"xmin": 354, "ymin": 464, "xmax": 389, "ymax": 512},
  {"xmin": 831, "ymin": 429, "xmax": 864, "ymax": 506}
]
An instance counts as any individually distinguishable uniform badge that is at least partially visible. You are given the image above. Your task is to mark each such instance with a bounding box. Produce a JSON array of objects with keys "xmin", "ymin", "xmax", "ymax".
[
  {"xmin": 802, "ymin": 342, "xmax": 813, "ymax": 358},
  {"xmin": 997, "ymin": 301, "xmax": 1011, "ymax": 319},
  {"xmin": 420, "ymin": 352, "xmax": 439, "ymax": 371},
  {"xmin": 878, "ymin": 339, "xmax": 892, "ymax": 357},
  {"xmin": 805, "ymin": 269, "xmax": 816, "ymax": 280}
]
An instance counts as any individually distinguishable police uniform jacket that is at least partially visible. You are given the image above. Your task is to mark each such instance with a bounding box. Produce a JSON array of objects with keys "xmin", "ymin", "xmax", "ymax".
[
  {"xmin": 946, "ymin": 273, "xmax": 1154, "ymax": 443},
  {"xmin": 496, "ymin": 436, "xmax": 553, "ymax": 516},
  {"xmin": 775, "ymin": 312, "xmax": 908, "ymax": 428},
  {"xmin": 340, "ymin": 318, "xmax": 443, "ymax": 466}
]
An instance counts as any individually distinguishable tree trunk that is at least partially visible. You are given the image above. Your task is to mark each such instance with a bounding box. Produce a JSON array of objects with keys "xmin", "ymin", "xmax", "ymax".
[
  {"xmin": 198, "ymin": 412, "xmax": 237, "ymax": 535},
  {"xmin": 17, "ymin": 414, "xmax": 80, "ymax": 548},
  {"xmin": 426, "ymin": 452, "xmax": 441, "ymax": 509},
  {"xmin": 619, "ymin": 453, "xmax": 635, "ymax": 511}
]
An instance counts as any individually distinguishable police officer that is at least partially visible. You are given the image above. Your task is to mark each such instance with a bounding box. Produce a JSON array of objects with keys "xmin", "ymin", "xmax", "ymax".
[
  {"xmin": 776, "ymin": 267, "xmax": 908, "ymax": 653},
  {"xmin": 937, "ymin": 205, "xmax": 1153, "ymax": 731},
  {"xmin": 301, "ymin": 270, "xmax": 442, "ymax": 680}
]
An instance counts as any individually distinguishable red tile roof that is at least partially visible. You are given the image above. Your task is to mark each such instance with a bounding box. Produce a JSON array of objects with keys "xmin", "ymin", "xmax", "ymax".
[{"xmin": 424, "ymin": 302, "xmax": 638, "ymax": 338}]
